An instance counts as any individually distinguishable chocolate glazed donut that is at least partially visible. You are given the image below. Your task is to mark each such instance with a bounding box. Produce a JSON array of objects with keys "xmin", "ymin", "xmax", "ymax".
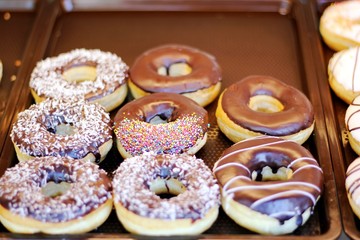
[
  {"xmin": 216, "ymin": 75, "xmax": 315, "ymax": 144},
  {"xmin": 213, "ymin": 136, "xmax": 323, "ymax": 235},
  {"xmin": 113, "ymin": 92, "xmax": 208, "ymax": 158},
  {"xmin": 129, "ymin": 44, "xmax": 222, "ymax": 107}
]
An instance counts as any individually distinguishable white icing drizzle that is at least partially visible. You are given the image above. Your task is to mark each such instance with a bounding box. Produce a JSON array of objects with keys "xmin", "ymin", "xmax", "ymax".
[
  {"xmin": 0, "ymin": 156, "xmax": 112, "ymax": 222},
  {"xmin": 10, "ymin": 97, "xmax": 112, "ymax": 159},
  {"xmin": 328, "ymin": 46, "xmax": 360, "ymax": 91},
  {"xmin": 345, "ymin": 95, "xmax": 360, "ymax": 142},
  {"xmin": 213, "ymin": 162, "xmax": 251, "ymax": 175},
  {"xmin": 250, "ymin": 190, "xmax": 316, "ymax": 210},
  {"xmin": 112, "ymin": 152, "xmax": 220, "ymax": 220},
  {"xmin": 321, "ymin": 1, "xmax": 360, "ymax": 44},
  {"xmin": 29, "ymin": 49, "xmax": 128, "ymax": 100}
]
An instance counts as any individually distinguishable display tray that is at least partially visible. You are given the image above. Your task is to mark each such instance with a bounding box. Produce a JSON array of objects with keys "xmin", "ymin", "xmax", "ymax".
[
  {"xmin": 0, "ymin": 0, "xmax": 37, "ymax": 155},
  {"xmin": 0, "ymin": 0, "xmax": 342, "ymax": 239},
  {"xmin": 313, "ymin": 1, "xmax": 360, "ymax": 239}
]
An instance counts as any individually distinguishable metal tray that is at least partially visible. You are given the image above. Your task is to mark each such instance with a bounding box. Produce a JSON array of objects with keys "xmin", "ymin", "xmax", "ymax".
[
  {"xmin": 313, "ymin": 1, "xmax": 360, "ymax": 239},
  {"xmin": 0, "ymin": 0, "xmax": 342, "ymax": 238},
  {"xmin": 0, "ymin": 0, "xmax": 39, "ymax": 156}
]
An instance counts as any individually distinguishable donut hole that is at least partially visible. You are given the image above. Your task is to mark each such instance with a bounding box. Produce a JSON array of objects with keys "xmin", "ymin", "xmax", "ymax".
[
  {"xmin": 248, "ymin": 95, "xmax": 284, "ymax": 113},
  {"xmin": 252, "ymin": 166, "xmax": 293, "ymax": 182},
  {"xmin": 54, "ymin": 123, "xmax": 77, "ymax": 136},
  {"xmin": 62, "ymin": 63, "xmax": 97, "ymax": 83},
  {"xmin": 150, "ymin": 178, "xmax": 186, "ymax": 199},
  {"xmin": 157, "ymin": 61, "xmax": 192, "ymax": 77},
  {"xmin": 41, "ymin": 169, "xmax": 72, "ymax": 198},
  {"xmin": 147, "ymin": 108, "xmax": 175, "ymax": 125}
]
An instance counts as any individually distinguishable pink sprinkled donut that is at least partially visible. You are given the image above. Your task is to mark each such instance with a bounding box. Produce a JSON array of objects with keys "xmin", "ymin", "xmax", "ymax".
[
  {"xmin": 29, "ymin": 48, "xmax": 129, "ymax": 112},
  {"xmin": 113, "ymin": 92, "xmax": 208, "ymax": 158},
  {"xmin": 10, "ymin": 97, "xmax": 113, "ymax": 164},
  {"xmin": 112, "ymin": 152, "xmax": 220, "ymax": 236},
  {"xmin": 0, "ymin": 156, "xmax": 113, "ymax": 234}
]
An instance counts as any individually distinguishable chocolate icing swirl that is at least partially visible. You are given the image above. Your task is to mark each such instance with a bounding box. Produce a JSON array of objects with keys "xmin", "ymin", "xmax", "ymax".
[
  {"xmin": 213, "ymin": 136, "xmax": 323, "ymax": 224},
  {"xmin": 130, "ymin": 44, "xmax": 222, "ymax": 94},
  {"xmin": 221, "ymin": 75, "xmax": 314, "ymax": 136}
]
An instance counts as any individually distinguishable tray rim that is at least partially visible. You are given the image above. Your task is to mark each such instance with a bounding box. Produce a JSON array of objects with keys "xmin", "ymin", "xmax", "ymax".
[{"xmin": 0, "ymin": 0, "xmax": 342, "ymax": 239}]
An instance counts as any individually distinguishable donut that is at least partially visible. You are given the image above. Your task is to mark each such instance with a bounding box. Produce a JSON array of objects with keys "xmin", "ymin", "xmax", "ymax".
[
  {"xmin": 345, "ymin": 95, "xmax": 360, "ymax": 155},
  {"xmin": 346, "ymin": 157, "xmax": 360, "ymax": 219},
  {"xmin": 113, "ymin": 92, "xmax": 208, "ymax": 158},
  {"xmin": 319, "ymin": 0, "xmax": 360, "ymax": 51},
  {"xmin": 29, "ymin": 48, "xmax": 129, "ymax": 112},
  {"xmin": 0, "ymin": 156, "xmax": 113, "ymax": 234},
  {"xmin": 215, "ymin": 75, "xmax": 315, "ymax": 145},
  {"xmin": 213, "ymin": 136, "xmax": 323, "ymax": 235},
  {"xmin": 328, "ymin": 46, "xmax": 360, "ymax": 104},
  {"xmin": 112, "ymin": 152, "xmax": 220, "ymax": 236},
  {"xmin": 128, "ymin": 44, "xmax": 222, "ymax": 107},
  {"xmin": 10, "ymin": 97, "xmax": 113, "ymax": 163}
]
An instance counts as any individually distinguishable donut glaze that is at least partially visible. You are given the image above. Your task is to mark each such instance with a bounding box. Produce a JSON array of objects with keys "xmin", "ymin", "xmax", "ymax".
[
  {"xmin": 130, "ymin": 44, "xmax": 221, "ymax": 94},
  {"xmin": 112, "ymin": 152, "xmax": 220, "ymax": 235},
  {"xmin": 10, "ymin": 97, "xmax": 113, "ymax": 163},
  {"xmin": 113, "ymin": 92, "xmax": 208, "ymax": 157},
  {"xmin": 328, "ymin": 46, "xmax": 360, "ymax": 104},
  {"xmin": 345, "ymin": 95, "xmax": 360, "ymax": 155},
  {"xmin": 0, "ymin": 156, "xmax": 112, "ymax": 233},
  {"xmin": 220, "ymin": 75, "xmax": 314, "ymax": 136},
  {"xmin": 346, "ymin": 157, "xmax": 360, "ymax": 219},
  {"xmin": 320, "ymin": 0, "xmax": 360, "ymax": 51},
  {"xmin": 29, "ymin": 49, "xmax": 128, "ymax": 111},
  {"xmin": 213, "ymin": 136, "xmax": 323, "ymax": 233}
]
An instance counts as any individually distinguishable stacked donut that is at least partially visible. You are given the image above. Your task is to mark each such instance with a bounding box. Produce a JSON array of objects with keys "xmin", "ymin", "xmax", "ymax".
[
  {"xmin": 320, "ymin": 0, "xmax": 360, "ymax": 227},
  {"xmin": 2, "ymin": 43, "xmax": 324, "ymax": 236}
]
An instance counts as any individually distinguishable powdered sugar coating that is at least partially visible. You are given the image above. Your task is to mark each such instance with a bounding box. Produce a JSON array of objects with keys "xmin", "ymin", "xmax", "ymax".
[
  {"xmin": 112, "ymin": 152, "xmax": 220, "ymax": 220},
  {"xmin": 10, "ymin": 97, "xmax": 112, "ymax": 161},
  {"xmin": 29, "ymin": 49, "xmax": 128, "ymax": 101},
  {"xmin": 0, "ymin": 156, "xmax": 112, "ymax": 222}
]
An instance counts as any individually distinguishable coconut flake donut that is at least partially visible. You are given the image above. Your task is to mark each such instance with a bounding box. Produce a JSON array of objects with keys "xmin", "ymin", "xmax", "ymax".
[
  {"xmin": 345, "ymin": 95, "xmax": 360, "ymax": 155},
  {"xmin": 112, "ymin": 152, "xmax": 220, "ymax": 236},
  {"xmin": 216, "ymin": 75, "xmax": 315, "ymax": 145},
  {"xmin": 113, "ymin": 92, "xmax": 208, "ymax": 158},
  {"xmin": 10, "ymin": 97, "xmax": 113, "ymax": 163},
  {"xmin": 213, "ymin": 136, "xmax": 323, "ymax": 235},
  {"xmin": 328, "ymin": 46, "xmax": 360, "ymax": 104},
  {"xmin": 346, "ymin": 157, "xmax": 360, "ymax": 219},
  {"xmin": 29, "ymin": 48, "xmax": 129, "ymax": 112},
  {"xmin": 0, "ymin": 156, "xmax": 113, "ymax": 234},
  {"xmin": 129, "ymin": 44, "xmax": 222, "ymax": 107},
  {"xmin": 319, "ymin": 0, "xmax": 360, "ymax": 51}
]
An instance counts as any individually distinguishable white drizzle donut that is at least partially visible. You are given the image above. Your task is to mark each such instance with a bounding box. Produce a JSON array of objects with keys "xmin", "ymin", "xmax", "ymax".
[
  {"xmin": 112, "ymin": 152, "xmax": 220, "ymax": 236},
  {"xmin": 328, "ymin": 46, "xmax": 360, "ymax": 104},
  {"xmin": 10, "ymin": 97, "xmax": 113, "ymax": 163},
  {"xmin": 213, "ymin": 136, "xmax": 323, "ymax": 235},
  {"xmin": 345, "ymin": 95, "xmax": 360, "ymax": 155},
  {"xmin": 29, "ymin": 48, "xmax": 129, "ymax": 112},
  {"xmin": 320, "ymin": 0, "xmax": 360, "ymax": 51},
  {"xmin": 346, "ymin": 157, "xmax": 360, "ymax": 219},
  {"xmin": 0, "ymin": 156, "xmax": 113, "ymax": 234}
]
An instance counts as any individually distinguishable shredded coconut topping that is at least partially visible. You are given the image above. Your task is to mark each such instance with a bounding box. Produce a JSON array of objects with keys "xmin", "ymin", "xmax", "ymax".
[
  {"xmin": 29, "ymin": 49, "xmax": 128, "ymax": 100},
  {"xmin": 112, "ymin": 152, "xmax": 220, "ymax": 220},
  {"xmin": 114, "ymin": 113, "xmax": 205, "ymax": 156},
  {"xmin": 10, "ymin": 97, "xmax": 112, "ymax": 160},
  {"xmin": 0, "ymin": 156, "xmax": 112, "ymax": 222}
]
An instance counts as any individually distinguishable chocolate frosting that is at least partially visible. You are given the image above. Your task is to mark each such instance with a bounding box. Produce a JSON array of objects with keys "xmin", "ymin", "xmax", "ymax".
[
  {"xmin": 130, "ymin": 44, "xmax": 222, "ymax": 93},
  {"xmin": 221, "ymin": 75, "xmax": 314, "ymax": 136},
  {"xmin": 213, "ymin": 136, "xmax": 323, "ymax": 225},
  {"xmin": 114, "ymin": 92, "xmax": 208, "ymax": 132}
]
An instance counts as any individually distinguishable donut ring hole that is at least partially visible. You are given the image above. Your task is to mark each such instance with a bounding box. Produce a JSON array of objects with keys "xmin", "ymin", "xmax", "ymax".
[
  {"xmin": 248, "ymin": 95, "xmax": 284, "ymax": 113},
  {"xmin": 149, "ymin": 166, "xmax": 186, "ymax": 199},
  {"xmin": 251, "ymin": 166, "xmax": 293, "ymax": 182},
  {"xmin": 157, "ymin": 60, "xmax": 192, "ymax": 77},
  {"xmin": 44, "ymin": 115, "xmax": 77, "ymax": 136},
  {"xmin": 62, "ymin": 62, "xmax": 97, "ymax": 84},
  {"xmin": 146, "ymin": 107, "xmax": 175, "ymax": 125},
  {"xmin": 41, "ymin": 166, "xmax": 73, "ymax": 198}
]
